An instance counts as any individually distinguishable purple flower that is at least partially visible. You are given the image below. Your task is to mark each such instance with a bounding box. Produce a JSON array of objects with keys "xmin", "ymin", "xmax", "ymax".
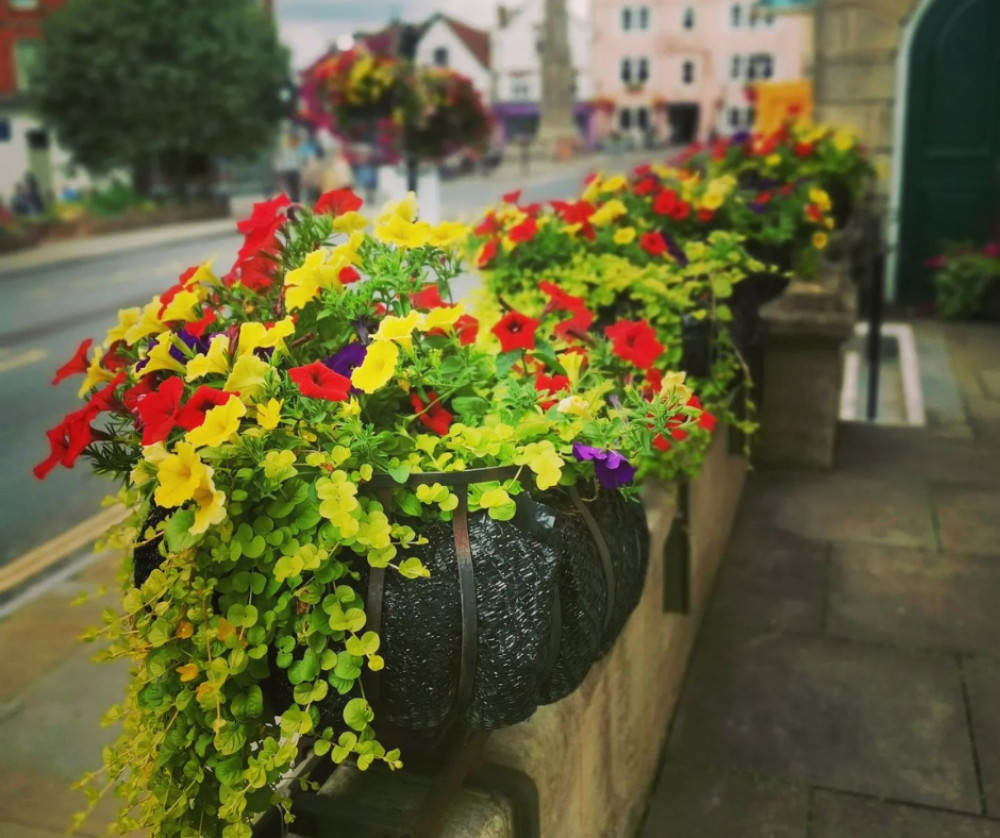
[
  {"xmin": 661, "ymin": 232, "xmax": 688, "ymax": 267},
  {"xmin": 572, "ymin": 443, "xmax": 637, "ymax": 489},
  {"xmin": 169, "ymin": 328, "xmax": 208, "ymax": 364},
  {"xmin": 731, "ymin": 131, "xmax": 751, "ymax": 145},
  {"xmin": 325, "ymin": 342, "xmax": 367, "ymax": 378}
]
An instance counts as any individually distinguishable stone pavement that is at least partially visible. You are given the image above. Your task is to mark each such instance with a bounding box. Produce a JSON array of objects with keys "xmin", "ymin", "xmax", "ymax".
[{"xmin": 640, "ymin": 322, "xmax": 1000, "ymax": 838}]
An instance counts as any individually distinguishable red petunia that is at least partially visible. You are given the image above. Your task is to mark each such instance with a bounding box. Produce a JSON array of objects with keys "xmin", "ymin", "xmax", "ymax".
[
  {"xmin": 227, "ymin": 253, "xmax": 276, "ymax": 292},
  {"xmin": 455, "ymin": 314, "xmax": 479, "ymax": 346},
  {"xmin": 634, "ymin": 163, "xmax": 652, "ymax": 177},
  {"xmin": 186, "ymin": 309, "xmax": 217, "ymax": 340},
  {"xmin": 88, "ymin": 371, "xmax": 126, "ymax": 414},
  {"xmin": 697, "ymin": 208, "xmax": 715, "ymax": 223},
  {"xmin": 478, "ymin": 238, "xmax": 499, "ymax": 268},
  {"xmin": 410, "ymin": 391, "xmax": 453, "ymax": 435},
  {"xmin": 236, "ymin": 195, "xmax": 290, "ymax": 261},
  {"xmin": 410, "ymin": 284, "xmax": 446, "ymax": 310},
  {"xmin": 474, "ymin": 213, "xmax": 499, "ymax": 236},
  {"xmin": 652, "ymin": 395, "xmax": 716, "ymax": 451},
  {"xmin": 604, "ymin": 320, "xmax": 664, "ymax": 370},
  {"xmin": 535, "ymin": 373, "xmax": 570, "ymax": 409},
  {"xmin": 520, "ymin": 202, "xmax": 542, "ymax": 216},
  {"xmin": 289, "ymin": 362, "xmax": 350, "ymax": 402},
  {"xmin": 34, "ymin": 405, "xmax": 100, "ymax": 479},
  {"xmin": 314, "ymin": 187, "xmax": 363, "ymax": 216},
  {"xmin": 502, "ymin": 189, "xmax": 522, "ymax": 205},
  {"xmin": 806, "ymin": 204, "xmax": 824, "ymax": 222},
  {"xmin": 794, "ymin": 142, "xmax": 814, "ymax": 158},
  {"xmin": 339, "ymin": 266, "xmax": 361, "ymax": 285},
  {"xmin": 492, "ymin": 311, "xmax": 541, "ymax": 353},
  {"xmin": 135, "ymin": 376, "xmax": 186, "ymax": 445},
  {"xmin": 634, "ymin": 177, "xmax": 659, "ymax": 197},
  {"xmin": 539, "ymin": 280, "xmax": 587, "ymax": 314},
  {"xmin": 652, "ymin": 188, "xmax": 681, "ymax": 216},
  {"xmin": 509, "ymin": 217, "xmax": 538, "ymax": 244},
  {"xmin": 554, "ymin": 307, "xmax": 595, "ymax": 341},
  {"xmin": 639, "ymin": 232, "xmax": 668, "ymax": 257},
  {"xmin": 175, "ymin": 387, "xmax": 237, "ymax": 431},
  {"xmin": 52, "ymin": 339, "xmax": 93, "ymax": 385}
]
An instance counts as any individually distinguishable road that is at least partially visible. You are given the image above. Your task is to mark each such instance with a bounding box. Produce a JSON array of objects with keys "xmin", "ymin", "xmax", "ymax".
[{"xmin": 0, "ymin": 151, "xmax": 653, "ymax": 570}]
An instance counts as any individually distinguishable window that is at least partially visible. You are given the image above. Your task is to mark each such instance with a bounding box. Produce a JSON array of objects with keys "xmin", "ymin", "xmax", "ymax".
[
  {"xmin": 432, "ymin": 47, "xmax": 449, "ymax": 67},
  {"xmin": 747, "ymin": 54, "xmax": 774, "ymax": 81},
  {"xmin": 730, "ymin": 3, "xmax": 742, "ymax": 27},
  {"xmin": 512, "ymin": 79, "xmax": 531, "ymax": 100},
  {"xmin": 730, "ymin": 55, "xmax": 742, "ymax": 80},
  {"xmin": 13, "ymin": 40, "xmax": 39, "ymax": 92},
  {"xmin": 621, "ymin": 6, "xmax": 633, "ymax": 30},
  {"xmin": 620, "ymin": 58, "xmax": 633, "ymax": 84},
  {"xmin": 637, "ymin": 57, "xmax": 649, "ymax": 83},
  {"xmin": 683, "ymin": 7, "xmax": 695, "ymax": 29},
  {"xmin": 619, "ymin": 108, "xmax": 632, "ymax": 131},
  {"xmin": 637, "ymin": 6, "xmax": 649, "ymax": 29},
  {"xmin": 636, "ymin": 107, "xmax": 649, "ymax": 131},
  {"xmin": 682, "ymin": 60, "xmax": 694, "ymax": 85},
  {"xmin": 728, "ymin": 108, "xmax": 741, "ymax": 128},
  {"xmin": 762, "ymin": 54, "xmax": 774, "ymax": 79}
]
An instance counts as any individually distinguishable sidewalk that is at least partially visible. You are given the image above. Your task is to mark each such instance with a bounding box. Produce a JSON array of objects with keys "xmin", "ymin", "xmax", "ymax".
[{"xmin": 640, "ymin": 322, "xmax": 1000, "ymax": 837}]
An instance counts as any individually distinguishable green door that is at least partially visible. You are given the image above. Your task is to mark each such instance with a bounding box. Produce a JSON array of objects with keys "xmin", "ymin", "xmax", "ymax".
[{"xmin": 897, "ymin": 0, "xmax": 1000, "ymax": 303}]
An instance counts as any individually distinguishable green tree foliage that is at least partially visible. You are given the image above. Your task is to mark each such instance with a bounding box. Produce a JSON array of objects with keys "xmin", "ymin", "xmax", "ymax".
[{"xmin": 32, "ymin": 0, "xmax": 290, "ymax": 193}]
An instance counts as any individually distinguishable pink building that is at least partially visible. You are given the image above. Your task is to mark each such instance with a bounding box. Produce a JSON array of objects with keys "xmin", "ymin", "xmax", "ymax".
[{"xmin": 589, "ymin": 1, "xmax": 813, "ymax": 145}]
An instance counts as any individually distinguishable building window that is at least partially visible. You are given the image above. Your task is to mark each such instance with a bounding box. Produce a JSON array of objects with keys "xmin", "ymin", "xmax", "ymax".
[
  {"xmin": 730, "ymin": 55, "xmax": 742, "ymax": 80},
  {"xmin": 13, "ymin": 40, "xmax": 39, "ymax": 92},
  {"xmin": 512, "ymin": 79, "xmax": 530, "ymax": 100},
  {"xmin": 748, "ymin": 53, "xmax": 774, "ymax": 81},
  {"xmin": 682, "ymin": 60, "xmax": 694, "ymax": 85},
  {"xmin": 621, "ymin": 6, "xmax": 633, "ymax": 30},
  {"xmin": 637, "ymin": 57, "xmax": 649, "ymax": 83},
  {"xmin": 728, "ymin": 107, "xmax": 741, "ymax": 128},
  {"xmin": 683, "ymin": 7, "xmax": 695, "ymax": 29},
  {"xmin": 636, "ymin": 107, "xmax": 649, "ymax": 131},
  {"xmin": 637, "ymin": 6, "xmax": 649, "ymax": 29},
  {"xmin": 730, "ymin": 3, "xmax": 742, "ymax": 27},
  {"xmin": 619, "ymin": 108, "xmax": 632, "ymax": 131},
  {"xmin": 620, "ymin": 58, "xmax": 632, "ymax": 84},
  {"xmin": 432, "ymin": 47, "xmax": 449, "ymax": 67}
]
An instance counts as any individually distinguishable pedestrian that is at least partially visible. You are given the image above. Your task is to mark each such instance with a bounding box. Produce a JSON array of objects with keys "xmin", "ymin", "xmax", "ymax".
[
  {"xmin": 301, "ymin": 149, "xmax": 325, "ymax": 205},
  {"xmin": 11, "ymin": 182, "xmax": 32, "ymax": 217},
  {"xmin": 274, "ymin": 130, "xmax": 302, "ymax": 203},
  {"xmin": 24, "ymin": 173, "xmax": 45, "ymax": 213}
]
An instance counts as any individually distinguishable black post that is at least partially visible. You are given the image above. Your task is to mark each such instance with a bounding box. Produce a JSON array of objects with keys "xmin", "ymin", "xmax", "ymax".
[
  {"xmin": 406, "ymin": 154, "xmax": 419, "ymax": 195},
  {"xmin": 865, "ymin": 215, "xmax": 884, "ymax": 421}
]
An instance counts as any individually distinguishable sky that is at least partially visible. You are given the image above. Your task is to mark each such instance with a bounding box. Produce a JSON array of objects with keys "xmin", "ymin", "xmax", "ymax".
[{"xmin": 275, "ymin": 0, "xmax": 589, "ymax": 69}]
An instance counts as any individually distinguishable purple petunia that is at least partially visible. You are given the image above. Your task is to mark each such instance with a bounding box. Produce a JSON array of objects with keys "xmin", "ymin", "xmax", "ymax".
[
  {"xmin": 169, "ymin": 328, "xmax": 208, "ymax": 364},
  {"xmin": 325, "ymin": 342, "xmax": 368, "ymax": 378},
  {"xmin": 572, "ymin": 443, "xmax": 637, "ymax": 489}
]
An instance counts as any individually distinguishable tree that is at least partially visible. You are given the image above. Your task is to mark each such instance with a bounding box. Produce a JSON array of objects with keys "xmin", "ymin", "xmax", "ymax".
[{"xmin": 32, "ymin": 0, "xmax": 291, "ymax": 196}]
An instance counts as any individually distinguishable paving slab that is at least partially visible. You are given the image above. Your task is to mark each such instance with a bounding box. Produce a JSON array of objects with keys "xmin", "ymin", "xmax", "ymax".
[
  {"xmin": 827, "ymin": 544, "xmax": 1000, "ymax": 653},
  {"xmin": 639, "ymin": 763, "xmax": 807, "ymax": 838},
  {"xmin": 706, "ymin": 517, "xmax": 828, "ymax": 634},
  {"xmin": 933, "ymin": 485, "xmax": 1000, "ymax": 556},
  {"xmin": 667, "ymin": 629, "xmax": 979, "ymax": 812},
  {"xmin": 739, "ymin": 472, "xmax": 936, "ymax": 550},
  {"xmin": 962, "ymin": 657, "xmax": 1000, "ymax": 817},
  {"xmin": 811, "ymin": 790, "xmax": 1000, "ymax": 837}
]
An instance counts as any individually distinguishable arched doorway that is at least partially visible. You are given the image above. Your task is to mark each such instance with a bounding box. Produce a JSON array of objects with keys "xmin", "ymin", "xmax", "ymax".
[{"xmin": 896, "ymin": 0, "xmax": 1000, "ymax": 303}]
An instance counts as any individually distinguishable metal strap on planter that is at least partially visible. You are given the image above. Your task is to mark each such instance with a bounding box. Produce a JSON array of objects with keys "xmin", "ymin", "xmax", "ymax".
[{"xmin": 567, "ymin": 486, "xmax": 616, "ymax": 630}]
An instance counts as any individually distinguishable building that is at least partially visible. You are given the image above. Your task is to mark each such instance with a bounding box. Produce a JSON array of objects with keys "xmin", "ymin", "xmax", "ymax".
[
  {"xmin": 812, "ymin": 0, "xmax": 999, "ymax": 304},
  {"xmin": 415, "ymin": 14, "xmax": 492, "ymax": 106},
  {"xmin": 491, "ymin": 0, "xmax": 593, "ymax": 145},
  {"xmin": 589, "ymin": 0, "xmax": 812, "ymax": 146}
]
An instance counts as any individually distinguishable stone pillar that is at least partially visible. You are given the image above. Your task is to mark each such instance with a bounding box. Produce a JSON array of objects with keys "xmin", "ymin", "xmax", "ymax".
[
  {"xmin": 535, "ymin": 0, "xmax": 578, "ymax": 159},
  {"xmin": 757, "ymin": 269, "xmax": 857, "ymax": 469}
]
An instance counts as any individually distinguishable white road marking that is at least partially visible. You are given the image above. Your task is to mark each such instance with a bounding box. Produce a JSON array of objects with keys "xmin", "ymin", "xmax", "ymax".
[{"xmin": 0, "ymin": 348, "xmax": 48, "ymax": 374}]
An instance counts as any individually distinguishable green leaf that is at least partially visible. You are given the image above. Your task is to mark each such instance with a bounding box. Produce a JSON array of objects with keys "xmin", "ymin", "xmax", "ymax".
[
  {"xmin": 333, "ymin": 652, "xmax": 363, "ymax": 681},
  {"xmin": 451, "ymin": 396, "xmax": 489, "ymax": 418},
  {"xmin": 214, "ymin": 723, "xmax": 247, "ymax": 756},
  {"xmin": 313, "ymin": 739, "xmax": 331, "ymax": 757},
  {"xmin": 495, "ymin": 351, "xmax": 520, "ymax": 378},
  {"xmin": 343, "ymin": 698, "xmax": 374, "ymax": 732},
  {"xmin": 387, "ymin": 464, "xmax": 411, "ymax": 484},
  {"xmin": 231, "ymin": 686, "xmax": 264, "ymax": 722},
  {"xmin": 214, "ymin": 755, "xmax": 245, "ymax": 787},
  {"xmin": 164, "ymin": 510, "xmax": 199, "ymax": 552},
  {"xmin": 398, "ymin": 558, "xmax": 431, "ymax": 580},
  {"xmin": 242, "ymin": 535, "xmax": 267, "ymax": 560},
  {"xmin": 147, "ymin": 618, "xmax": 172, "ymax": 648},
  {"xmin": 288, "ymin": 649, "xmax": 320, "ymax": 685}
]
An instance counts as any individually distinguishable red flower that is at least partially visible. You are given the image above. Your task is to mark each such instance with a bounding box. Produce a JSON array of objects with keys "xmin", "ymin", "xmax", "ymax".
[
  {"xmin": 227, "ymin": 253, "xmax": 276, "ymax": 292},
  {"xmin": 554, "ymin": 307, "xmax": 595, "ymax": 341},
  {"xmin": 653, "ymin": 188, "xmax": 681, "ymax": 216},
  {"xmin": 502, "ymin": 189, "xmax": 522, "ymax": 205},
  {"xmin": 697, "ymin": 209, "xmax": 715, "ymax": 223},
  {"xmin": 639, "ymin": 232, "xmax": 668, "ymax": 257},
  {"xmin": 794, "ymin": 142, "xmax": 814, "ymax": 158},
  {"xmin": 186, "ymin": 309, "xmax": 217, "ymax": 339},
  {"xmin": 122, "ymin": 376, "xmax": 157, "ymax": 413},
  {"xmin": 455, "ymin": 314, "xmax": 479, "ymax": 346},
  {"xmin": 34, "ymin": 405, "xmax": 100, "ymax": 479},
  {"xmin": 779, "ymin": 183, "xmax": 794, "ymax": 196},
  {"xmin": 604, "ymin": 320, "xmax": 664, "ymax": 370},
  {"xmin": 634, "ymin": 163, "xmax": 652, "ymax": 177},
  {"xmin": 236, "ymin": 195, "xmax": 290, "ymax": 261},
  {"xmin": 410, "ymin": 284, "xmax": 446, "ymax": 310},
  {"xmin": 52, "ymin": 338, "xmax": 93, "ymax": 385},
  {"xmin": 520, "ymin": 202, "xmax": 542, "ymax": 216},
  {"xmin": 652, "ymin": 395, "xmax": 716, "ymax": 452},
  {"xmin": 478, "ymin": 238, "xmax": 499, "ymax": 268},
  {"xmin": 289, "ymin": 362, "xmax": 350, "ymax": 402},
  {"xmin": 135, "ymin": 376, "xmax": 185, "ymax": 445},
  {"xmin": 339, "ymin": 266, "xmax": 361, "ymax": 285},
  {"xmin": 474, "ymin": 213, "xmax": 499, "ymax": 236},
  {"xmin": 492, "ymin": 311, "xmax": 541, "ymax": 353},
  {"xmin": 88, "ymin": 372, "xmax": 126, "ymax": 414},
  {"xmin": 509, "ymin": 217, "xmax": 538, "ymax": 244},
  {"xmin": 633, "ymin": 177, "xmax": 659, "ymax": 197},
  {"xmin": 539, "ymin": 280, "xmax": 587, "ymax": 314},
  {"xmin": 806, "ymin": 204, "xmax": 824, "ymax": 223},
  {"xmin": 688, "ymin": 395, "xmax": 717, "ymax": 434},
  {"xmin": 176, "ymin": 387, "xmax": 236, "ymax": 431},
  {"xmin": 551, "ymin": 199, "xmax": 595, "ymax": 225},
  {"xmin": 711, "ymin": 140, "xmax": 728, "ymax": 161},
  {"xmin": 669, "ymin": 200, "xmax": 691, "ymax": 221},
  {"xmin": 410, "ymin": 391, "xmax": 453, "ymax": 435},
  {"xmin": 314, "ymin": 188, "xmax": 363, "ymax": 216},
  {"xmin": 756, "ymin": 191, "xmax": 772, "ymax": 205},
  {"xmin": 535, "ymin": 373, "xmax": 570, "ymax": 408}
]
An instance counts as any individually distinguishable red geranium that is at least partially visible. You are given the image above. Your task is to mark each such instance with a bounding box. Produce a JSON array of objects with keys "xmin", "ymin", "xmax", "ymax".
[
  {"xmin": 52, "ymin": 338, "xmax": 93, "ymax": 385},
  {"xmin": 492, "ymin": 311, "xmax": 540, "ymax": 353},
  {"xmin": 236, "ymin": 195, "xmax": 290, "ymax": 261},
  {"xmin": 314, "ymin": 187, "xmax": 363, "ymax": 216},
  {"xmin": 509, "ymin": 217, "xmax": 538, "ymax": 244},
  {"xmin": 410, "ymin": 391, "xmax": 453, "ymax": 435},
  {"xmin": 410, "ymin": 284, "xmax": 446, "ymax": 310},
  {"xmin": 135, "ymin": 376, "xmax": 185, "ymax": 445},
  {"xmin": 639, "ymin": 232, "xmax": 668, "ymax": 257},
  {"xmin": 176, "ymin": 387, "xmax": 236, "ymax": 431},
  {"xmin": 289, "ymin": 362, "xmax": 350, "ymax": 402},
  {"xmin": 604, "ymin": 320, "xmax": 664, "ymax": 370},
  {"xmin": 478, "ymin": 239, "xmax": 499, "ymax": 268}
]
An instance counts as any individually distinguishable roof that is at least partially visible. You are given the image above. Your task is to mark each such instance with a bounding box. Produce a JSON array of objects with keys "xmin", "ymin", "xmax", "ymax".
[{"xmin": 434, "ymin": 14, "xmax": 491, "ymax": 69}]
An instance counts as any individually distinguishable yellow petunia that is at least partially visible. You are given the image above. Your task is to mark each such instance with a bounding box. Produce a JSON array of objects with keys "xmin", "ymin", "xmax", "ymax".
[
  {"xmin": 427, "ymin": 221, "xmax": 469, "ymax": 248},
  {"xmin": 185, "ymin": 395, "xmax": 246, "ymax": 449},
  {"xmin": 375, "ymin": 215, "xmax": 431, "ymax": 248},
  {"xmin": 256, "ymin": 398, "xmax": 283, "ymax": 431},
  {"xmin": 224, "ymin": 354, "xmax": 271, "ymax": 401},
  {"xmin": 809, "ymin": 189, "xmax": 832, "ymax": 213},
  {"xmin": 160, "ymin": 289, "xmax": 203, "ymax": 323},
  {"xmin": 332, "ymin": 211, "xmax": 369, "ymax": 234},
  {"xmin": 124, "ymin": 298, "xmax": 168, "ymax": 345},
  {"xmin": 614, "ymin": 227, "xmax": 637, "ymax": 246},
  {"xmin": 813, "ymin": 232, "xmax": 829, "ymax": 250},
  {"xmin": 77, "ymin": 347, "xmax": 115, "ymax": 397},
  {"xmin": 284, "ymin": 249, "xmax": 347, "ymax": 310},
  {"xmin": 190, "ymin": 474, "xmax": 227, "ymax": 534},
  {"xmin": 659, "ymin": 371, "xmax": 691, "ymax": 403},
  {"xmin": 832, "ymin": 129, "xmax": 856, "ymax": 152},
  {"xmin": 422, "ymin": 304, "xmax": 464, "ymax": 332},
  {"xmin": 558, "ymin": 351, "xmax": 585, "ymax": 385},
  {"xmin": 377, "ymin": 192, "xmax": 418, "ymax": 225},
  {"xmin": 701, "ymin": 191, "xmax": 725, "ymax": 212},
  {"xmin": 154, "ymin": 443, "xmax": 209, "ymax": 508},
  {"xmin": 556, "ymin": 395, "xmax": 589, "ymax": 416},
  {"xmin": 600, "ymin": 174, "xmax": 627, "ymax": 193},
  {"xmin": 105, "ymin": 307, "xmax": 141, "ymax": 346},
  {"xmin": 351, "ymin": 340, "xmax": 399, "ymax": 394},
  {"xmin": 236, "ymin": 318, "xmax": 295, "ymax": 357},
  {"xmin": 375, "ymin": 310, "xmax": 423, "ymax": 343},
  {"xmin": 137, "ymin": 333, "xmax": 186, "ymax": 379},
  {"xmin": 765, "ymin": 154, "xmax": 782, "ymax": 168},
  {"xmin": 185, "ymin": 335, "xmax": 229, "ymax": 382},
  {"xmin": 590, "ymin": 199, "xmax": 627, "ymax": 227}
]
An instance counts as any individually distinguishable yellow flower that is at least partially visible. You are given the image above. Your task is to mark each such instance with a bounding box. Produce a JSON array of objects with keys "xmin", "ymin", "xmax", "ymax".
[
  {"xmin": 374, "ymin": 310, "xmax": 423, "ymax": 342},
  {"xmin": 176, "ymin": 663, "xmax": 199, "ymax": 682},
  {"xmin": 160, "ymin": 289, "xmax": 203, "ymax": 323},
  {"xmin": 256, "ymin": 398, "xmax": 283, "ymax": 431},
  {"xmin": 832, "ymin": 129, "xmax": 856, "ymax": 152},
  {"xmin": 284, "ymin": 249, "xmax": 347, "ymax": 310},
  {"xmin": 427, "ymin": 221, "xmax": 468, "ymax": 248},
  {"xmin": 809, "ymin": 189, "xmax": 832, "ymax": 212},
  {"xmin": 77, "ymin": 347, "xmax": 115, "ymax": 397},
  {"xmin": 375, "ymin": 215, "xmax": 431, "ymax": 248},
  {"xmin": 614, "ymin": 227, "xmax": 637, "ymax": 246},
  {"xmin": 558, "ymin": 351, "xmax": 584, "ymax": 385},
  {"xmin": 155, "ymin": 443, "xmax": 209, "ymax": 508},
  {"xmin": 137, "ymin": 333, "xmax": 186, "ymax": 379},
  {"xmin": 237, "ymin": 318, "xmax": 295, "ymax": 357},
  {"xmin": 600, "ymin": 174, "xmax": 627, "ymax": 192},
  {"xmin": 701, "ymin": 191, "xmax": 725, "ymax": 211},
  {"xmin": 186, "ymin": 395, "xmax": 246, "ymax": 449},
  {"xmin": 556, "ymin": 395, "xmax": 589, "ymax": 416},
  {"xmin": 105, "ymin": 307, "xmax": 141, "ymax": 346},
  {"xmin": 176, "ymin": 621, "xmax": 194, "ymax": 639},
  {"xmin": 191, "ymin": 474, "xmax": 227, "ymax": 534},
  {"xmin": 342, "ymin": 398, "xmax": 361, "ymax": 418},
  {"xmin": 185, "ymin": 335, "xmax": 229, "ymax": 382},
  {"xmin": 332, "ymin": 211, "xmax": 369, "ymax": 234},
  {"xmin": 813, "ymin": 232, "xmax": 829, "ymax": 250},
  {"xmin": 582, "ymin": 174, "xmax": 603, "ymax": 203},
  {"xmin": 351, "ymin": 340, "xmax": 399, "ymax": 394},
  {"xmin": 659, "ymin": 371, "xmax": 691, "ymax": 403},
  {"xmin": 124, "ymin": 299, "xmax": 168, "ymax": 345},
  {"xmin": 377, "ymin": 192, "xmax": 418, "ymax": 225},
  {"xmin": 422, "ymin": 304, "xmax": 464, "ymax": 332},
  {"xmin": 590, "ymin": 199, "xmax": 627, "ymax": 227},
  {"xmin": 224, "ymin": 354, "xmax": 270, "ymax": 401}
]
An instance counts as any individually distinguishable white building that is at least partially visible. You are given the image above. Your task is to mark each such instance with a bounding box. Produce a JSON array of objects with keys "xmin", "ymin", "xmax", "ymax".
[
  {"xmin": 414, "ymin": 14, "xmax": 493, "ymax": 106},
  {"xmin": 491, "ymin": 0, "xmax": 594, "ymax": 145}
]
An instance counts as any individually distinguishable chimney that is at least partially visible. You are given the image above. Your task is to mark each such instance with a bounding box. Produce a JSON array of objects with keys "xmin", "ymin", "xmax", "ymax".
[{"xmin": 498, "ymin": 5, "xmax": 509, "ymax": 28}]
